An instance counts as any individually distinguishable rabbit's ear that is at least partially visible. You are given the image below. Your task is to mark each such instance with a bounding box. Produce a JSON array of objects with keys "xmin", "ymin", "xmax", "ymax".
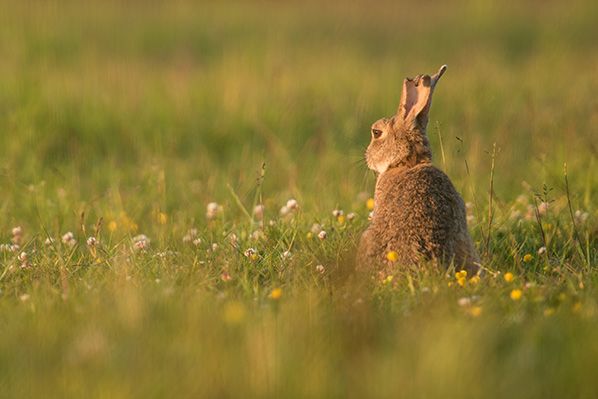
[{"xmin": 397, "ymin": 65, "xmax": 447, "ymax": 129}]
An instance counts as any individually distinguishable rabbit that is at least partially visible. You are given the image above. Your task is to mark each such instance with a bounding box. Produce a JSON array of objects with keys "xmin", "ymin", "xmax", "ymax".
[{"xmin": 357, "ymin": 65, "xmax": 480, "ymax": 275}]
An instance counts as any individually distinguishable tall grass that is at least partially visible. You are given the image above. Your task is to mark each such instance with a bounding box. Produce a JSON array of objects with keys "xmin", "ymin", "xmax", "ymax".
[{"xmin": 0, "ymin": 0, "xmax": 597, "ymax": 397}]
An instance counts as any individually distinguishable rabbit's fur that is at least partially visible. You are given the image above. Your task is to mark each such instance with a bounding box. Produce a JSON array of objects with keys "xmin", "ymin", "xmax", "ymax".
[{"xmin": 358, "ymin": 65, "xmax": 479, "ymax": 273}]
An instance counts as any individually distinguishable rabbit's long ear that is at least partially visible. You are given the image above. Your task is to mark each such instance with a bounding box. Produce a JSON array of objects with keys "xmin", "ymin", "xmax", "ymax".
[{"xmin": 397, "ymin": 65, "xmax": 447, "ymax": 129}]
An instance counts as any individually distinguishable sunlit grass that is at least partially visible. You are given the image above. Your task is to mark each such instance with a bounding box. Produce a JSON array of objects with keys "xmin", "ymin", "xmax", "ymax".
[{"xmin": 0, "ymin": 0, "xmax": 597, "ymax": 397}]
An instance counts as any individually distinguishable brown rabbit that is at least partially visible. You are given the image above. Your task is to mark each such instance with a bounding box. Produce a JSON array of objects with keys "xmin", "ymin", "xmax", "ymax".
[{"xmin": 357, "ymin": 65, "xmax": 479, "ymax": 274}]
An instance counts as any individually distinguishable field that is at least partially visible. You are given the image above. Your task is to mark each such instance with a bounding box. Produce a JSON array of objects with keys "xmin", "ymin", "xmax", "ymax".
[{"xmin": 0, "ymin": 0, "xmax": 597, "ymax": 397}]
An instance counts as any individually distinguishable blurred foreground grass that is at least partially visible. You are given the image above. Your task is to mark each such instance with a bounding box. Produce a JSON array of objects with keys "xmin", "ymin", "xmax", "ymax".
[{"xmin": 0, "ymin": 0, "xmax": 597, "ymax": 397}]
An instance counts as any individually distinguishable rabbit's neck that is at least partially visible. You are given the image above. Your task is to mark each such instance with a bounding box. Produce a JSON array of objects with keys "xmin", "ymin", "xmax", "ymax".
[{"xmin": 374, "ymin": 161, "xmax": 432, "ymax": 196}]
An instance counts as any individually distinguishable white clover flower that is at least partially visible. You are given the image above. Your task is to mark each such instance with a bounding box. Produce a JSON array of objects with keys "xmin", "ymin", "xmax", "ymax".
[
  {"xmin": 346, "ymin": 212, "xmax": 356, "ymax": 221},
  {"xmin": 211, "ymin": 243, "xmax": 219, "ymax": 251},
  {"xmin": 229, "ymin": 233, "xmax": 239, "ymax": 247},
  {"xmin": 525, "ymin": 205, "xmax": 535, "ymax": 221},
  {"xmin": 18, "ymin": 251, "xmax": 29, "ymax": 268},
  {"xmin": 133, "ymin": 234, "xmax": 149, "ymax": 243},
  {"xmin": 132, "ymin": 234, "xmax": 150, "ymax": 251},
  {"xmin": 574, "ymin": 210, "xmax": 589, "ymax": 224},
  {"xmin": 281, "ymin": 250, "xmax": 292, "ymax": 259},
  {"xmin": 465, "ymin": 203, "xmax": 475, "ymax": 223},
  {"xmin": 62, "ymin": 232, "xmax": 76, "ymax": 247},
  {"xmin": 332, "ymin": 209, "xmax": 344, "ymax": 218},
  {"xmin": 183, "ymin": 228, "xmax": 198, "ymax": 243},
  {"xmin": 310, "ymin": 223, "xmax": 322, "ymax": 234},
  {"xmin": 537, "ymin": 202, "xmax": 549, "ymax": 215},
  {"xmin": 251, "ymin": 230, "xmax": 265, "ymax": 241},
  {"xmin": 286, "ymin": 198, "xmax": 299, "ymax": 210},
  {"xmin": 279, "ymin": 205, "xmax": 290, "ymax": 217},
  {"xmin": 315, "ymin": 264, "xmax": 325, "ymax": 274},
  {"xmin": 86, "ymin": 237, "xmax": 98, "ymax": 247},
  {"xmin": 537, "ymin": 246, "xmax": 547, "ymax": 255},
  {"xmin": 457, "ymin": 297, "xmax": 472, "ymax": 307},
  {"xmin": 317, "ymin": 230, "xmax": 327, "ymax": 240},
  {"xmin": 134, "ymin": 240, "xmax": 149, "ymax": 251},
  {"xmin": 11, "ymin": 226, "xmax": 23, "ymax": 245},
  {"xmin": 192, "ymin": 238, "xmax": 202, "ymax": 246},
  {"xmin": 153, "ymin": 250, "xmax": 177, "ymax": 259},
  {"xmin": 206, "ymin": 202, "xmax": 222, "ymax": 220},
  {"xmin": 44, "ymin": 237, "xmax": 55, "ymax": 246},
  {"xmin": 243, "ymin": 248, "xmax": 258, "ymax": 260},
  {"xmin": 253, "ymin": 204, "xmax": 265, "ymax": 220},
  {"xmin": 368, "ymin": 211, "xmax": 374, "ymax": 221}
]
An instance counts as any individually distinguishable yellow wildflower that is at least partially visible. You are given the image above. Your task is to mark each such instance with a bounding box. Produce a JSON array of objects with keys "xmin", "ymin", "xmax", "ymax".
[
  {"xmin": 510, "ymin": 289, "xmax": 523, "ymax": 301},
  {"xmin": 383, "ymin": 275, "xmax": 394, "ymax": 285},
  {"xmin": 504, "ymin": 272, "xmax": 514, "ymax": 283},
  {"xmin": 454, "ymin": 270, "xmax": 467, "ymax": 287},
  {"xmin": 366, "ymin": 198, "xmax": 375, "ymax": 211},
  {"xmin": 468, "ymin": 306, "xmax": 483, "ymax": 317},
  {"xmin": 108, "ymin": 220, "xmax": 118, "ymax": 232},
  {"xmin": 270, "ymin": 288, "xmax": 283, "ymax": 300},
  {"xmin": 337, "ymin": 214, "xmax": 346, "ymax": 224},
  {"xmin": 523, "ymin": 254, "xmax": 533, "ymax": 263},
  {"xmin": 469, "ymin": 275, "xmax": 480, "ymax": 285},
  {"xmin": 386, "ymin": 251, "xmax": 399, "ymax": 262}
]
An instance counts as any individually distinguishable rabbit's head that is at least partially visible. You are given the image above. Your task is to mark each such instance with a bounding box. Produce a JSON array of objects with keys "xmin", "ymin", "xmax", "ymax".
[{"xmin": 366, "ymin": 65, "xmax": 447, "ymax": 174}]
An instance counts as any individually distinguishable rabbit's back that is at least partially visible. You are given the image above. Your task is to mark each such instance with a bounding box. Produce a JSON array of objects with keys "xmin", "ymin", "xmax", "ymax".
[{"xmin": 360, "ymin": 163, "xmax": 475, "ymax": 268}]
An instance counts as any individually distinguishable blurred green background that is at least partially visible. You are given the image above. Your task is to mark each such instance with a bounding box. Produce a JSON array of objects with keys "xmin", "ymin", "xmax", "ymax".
[
  {"xmin": 0, "ymin": 1, "xmax": 597, "ymax": 398},
  {"xmin": 1, "ymin": 0, "xmax": 596, "ymax": 215}
]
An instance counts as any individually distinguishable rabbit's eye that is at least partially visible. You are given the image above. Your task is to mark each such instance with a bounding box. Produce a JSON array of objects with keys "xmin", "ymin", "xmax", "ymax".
[{"xmin": 372, "ymin": 129, "xmax": 383, "ymax": 139}]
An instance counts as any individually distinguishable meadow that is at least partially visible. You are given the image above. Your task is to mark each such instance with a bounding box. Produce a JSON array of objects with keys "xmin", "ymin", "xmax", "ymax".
[{"xmin": 0, "ymin": 1, "xmax": 597, "ymax": 397}]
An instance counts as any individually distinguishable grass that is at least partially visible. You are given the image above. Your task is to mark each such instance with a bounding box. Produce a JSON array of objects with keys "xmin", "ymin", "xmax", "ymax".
[{"xmin": 0, "ymin": 0, "xmax": 597, "ymax": 397}]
